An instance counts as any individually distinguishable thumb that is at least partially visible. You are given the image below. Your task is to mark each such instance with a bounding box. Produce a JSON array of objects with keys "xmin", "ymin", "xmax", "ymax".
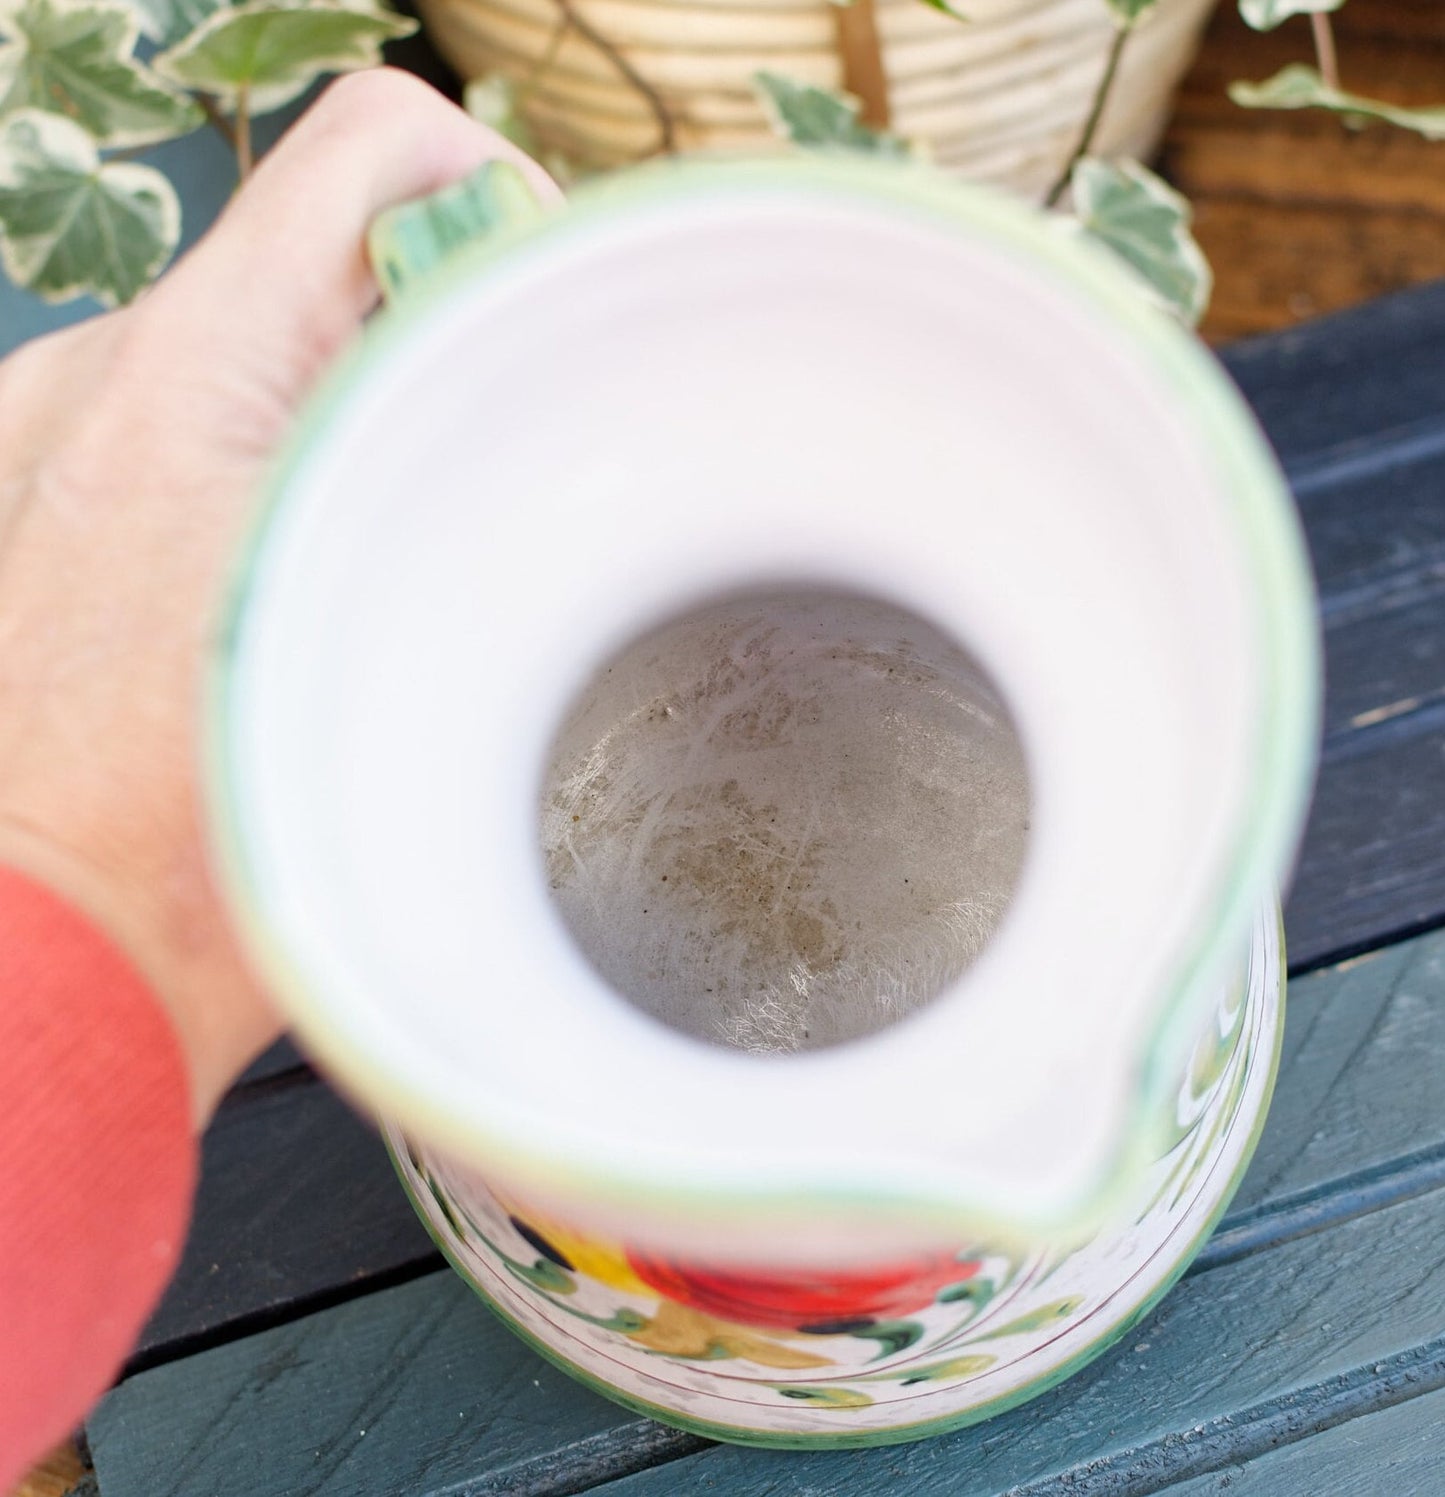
[{"xmin": 146, "ymin": 68, "xmax": 563, "ymax": 438}]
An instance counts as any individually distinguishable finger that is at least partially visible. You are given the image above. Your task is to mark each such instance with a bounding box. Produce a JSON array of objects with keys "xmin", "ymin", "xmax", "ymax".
[{"xmin": 148, "ymin": 69, "xmax": 562, "ymax": 421}]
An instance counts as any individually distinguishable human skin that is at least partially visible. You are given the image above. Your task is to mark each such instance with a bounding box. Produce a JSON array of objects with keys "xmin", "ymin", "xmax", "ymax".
[{"xmin": 0, "ymin": 68, "xmax": 562, "ymax": 1125}]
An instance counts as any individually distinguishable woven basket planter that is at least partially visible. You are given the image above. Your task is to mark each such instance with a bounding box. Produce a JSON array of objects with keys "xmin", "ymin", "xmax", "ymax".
[{"xmin": 418, "ymin": 0, "xmax": 1215, "ymax": 197}]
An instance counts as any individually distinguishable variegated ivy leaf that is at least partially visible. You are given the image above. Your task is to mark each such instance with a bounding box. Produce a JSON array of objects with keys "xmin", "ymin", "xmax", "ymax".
[
  {"xmin": 754, "ymin": 71, "xmax": 909, "ymax": 157},
  {"xmin": 1230, "ymin": 64, "xmax": 1445, "ymax": 139},
  {"xmin": 0, "ymin": 0, "xmax": 201, "ymax": 147},
  {"xmin": 0, "ymin": 108, "xmax": 180, "ymax": 304},
  {"xmin": 1238, "ymin": 0, "xmax": 1343, "ymax": 32},
  {"xmin": 1067, "ymin": 156, "xmax": 1212, "ymax": 326},
  {"xmin": 154, "ymin": 0, "xmax": 416, "ymax": 112},
  {"xmin": 122, "ymin": 0, "xmax": 230, "ymax": 47},
  {"xmin": 1102, "ymin": 0, "xmax": 1162, "ymax": 25}
]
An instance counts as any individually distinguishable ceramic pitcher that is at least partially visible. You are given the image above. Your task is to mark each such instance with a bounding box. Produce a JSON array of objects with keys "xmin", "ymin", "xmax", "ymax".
[{"xmin": 206, "ymin": 155, "xmax": 1320, "ymax": 1444}]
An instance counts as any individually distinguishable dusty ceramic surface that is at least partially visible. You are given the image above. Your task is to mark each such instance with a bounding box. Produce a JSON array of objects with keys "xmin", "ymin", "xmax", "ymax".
[{"xmin": 387, "ymin": 904, "xmax": 1281, "ymax": 1446}]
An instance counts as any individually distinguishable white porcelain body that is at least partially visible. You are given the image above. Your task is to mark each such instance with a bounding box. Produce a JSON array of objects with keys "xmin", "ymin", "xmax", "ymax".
[{"xmin": 209, "ymin": 158, "xmax": 1319, "ymax": 1262}]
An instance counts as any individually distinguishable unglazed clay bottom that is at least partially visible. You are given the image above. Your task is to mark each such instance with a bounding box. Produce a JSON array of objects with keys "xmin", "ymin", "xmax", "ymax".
[
  {"xmin": 539, "ymin": 590, "xmax": 1031, "ymax": 1053},
  {"xmin": 386, "ymin": 907, "xmax": 1282, "ymax": 1446}
]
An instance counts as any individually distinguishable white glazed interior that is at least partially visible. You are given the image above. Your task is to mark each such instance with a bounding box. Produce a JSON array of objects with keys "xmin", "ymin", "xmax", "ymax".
[{"xmin": 217, "ymin": 166, "xmax": 1303, "ymax": 1246}]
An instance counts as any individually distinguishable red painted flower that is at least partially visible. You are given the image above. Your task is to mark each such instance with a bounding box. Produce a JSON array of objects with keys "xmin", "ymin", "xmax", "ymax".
[{"xmin": 625, "ymin": 1248, "xmax": 981, "ymax": 1331}]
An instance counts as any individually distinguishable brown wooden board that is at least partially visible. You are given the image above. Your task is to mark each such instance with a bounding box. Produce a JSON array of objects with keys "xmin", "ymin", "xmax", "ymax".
[{"xmin": 1166, "ymin": 0, "xmax": 1445, "ymax": 344}]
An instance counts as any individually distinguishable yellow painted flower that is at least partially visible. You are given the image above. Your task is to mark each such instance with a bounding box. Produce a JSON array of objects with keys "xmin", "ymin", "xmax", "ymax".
[{"xmin": 496, "ymin": 1192, "xmax": 653, "ymax": 1296}]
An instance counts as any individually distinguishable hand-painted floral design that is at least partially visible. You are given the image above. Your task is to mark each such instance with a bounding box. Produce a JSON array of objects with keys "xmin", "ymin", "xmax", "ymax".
[
  {"xmin": 622, "ymin": 1247, "xmax": 983, "ymax": 1331},
  {"xmin": 388, "ymin": 910, "xmax": 1281, "ymax": 1444}
]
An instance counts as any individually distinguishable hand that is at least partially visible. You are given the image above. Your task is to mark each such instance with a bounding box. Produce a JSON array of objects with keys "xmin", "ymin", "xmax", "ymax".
[{"xmin": 0, "ymin": 70, "xmax": 562, "ymax": 1125}]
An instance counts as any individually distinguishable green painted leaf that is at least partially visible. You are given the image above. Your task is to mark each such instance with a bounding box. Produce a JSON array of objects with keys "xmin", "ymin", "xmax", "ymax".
[
  {"xmin": 753, "ymin": 70, "xmax": 909, "ymax": 158},
  {"xmin": 855, "ymin": 1318, "xmax": 924, "ymax": 1359},
  {"xmin": 1238, "ymin": 0, "xmax": 1343, "ymax": 31},
  {"xmin": 505, "ymin": 1256, "xmax": 575, "ymax": 1294},
  {"xmin": 0, "ymin": 108, "xmax": 178, "ymax": 303},
  {"xmin": 936, "ymin": 1276, "xmax": 996, "ymax": 1311},
  {"xmin": 154, "ymin": 0, "xmax": 416, "ymax": 111},
  {"xmin": 1230, "ymin": 64, "xmax": 1445, "ymax": 140},
  {"xmin": 775, "ymin": 1385, "xmax": 873, "ymax": 1408},
  {"xmin": 1068, "ymin": 156, "xmax": 1212, "ymax": 326},
  {"xmin": 1103, "ymin": 0, "xmax": 1162, "ymax": 24},
  {"xmin": 0, "ymin": 0, "xmax": 201, "ymax": 147},
  {"xmin": 971, "ymin": 1295, "xmax": 1083, "ymax": 1341},
  {"xmin": 916, "ymin": 0, "xmax": 969, "ymax": 17},
  {"xmin": 121, "ymin": 0, "xmax": 229, "ymax": 47},
  {"xmin": 887, "ymin": 1351, "xmax": 994, "ymax": 1384}
]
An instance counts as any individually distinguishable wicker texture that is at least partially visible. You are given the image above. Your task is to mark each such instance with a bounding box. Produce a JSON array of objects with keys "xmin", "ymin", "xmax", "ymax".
[{"xmin": 419, "ymin": 0, "xmax": 1216, "ymax": 195}]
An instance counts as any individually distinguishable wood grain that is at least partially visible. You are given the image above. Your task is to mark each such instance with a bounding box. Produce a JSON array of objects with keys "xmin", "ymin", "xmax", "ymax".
[
  {"xmin": 1219, "ymin": 282, "xmax": 1445, "ymax": 968},
  {"xmin": 554, "ymin": 1219, "xmax": 1445, "ymax": 1494},
  {"xmin": 1166, "ymin": 1381, "xmax": 1445, "ymax": 1494},
  {"xmin": 88, "ymin": 925, "xmax": 1445, "ymax": 1496},
  {"xmin": 128, "ymin": 1074, "xmax": 437, "ymax": 1372},
  {"xmin": 1164, "ymin": 1, "xmax": 1445, "ymax": 343},
  {"xmin": 87, "ymin": 1181, "xmax": 1445, "ymax": 1495}
]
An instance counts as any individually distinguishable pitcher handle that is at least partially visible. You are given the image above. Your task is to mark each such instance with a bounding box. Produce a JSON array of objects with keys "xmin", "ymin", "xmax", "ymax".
[{"xmin": 366, "ymin": 159, "xmax": 552, "ymax": 306}]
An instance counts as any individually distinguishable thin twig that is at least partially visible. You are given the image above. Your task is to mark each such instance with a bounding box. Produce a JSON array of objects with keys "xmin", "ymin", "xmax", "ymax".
[
  {"xmin": 1044, "ymin": 22, "xmax": 1130, "ymax": 209},
  {"xmin": 835, "ymin": 0, "xmax": 891, "ymax": 130},
  {"xmin": 1311, "ymin": 10, "xmax": 1340, "ymax": 92},
  {"xmin": 235, "ymin": 82, "xmax": 253, "ymax": 182},
  {"xmin": 197, "ymin": 92, "xmax": 237, "ymax": 151},
  {"xmin": 553, "ymin": 0, "xmax": 676, "ymax": 154}
]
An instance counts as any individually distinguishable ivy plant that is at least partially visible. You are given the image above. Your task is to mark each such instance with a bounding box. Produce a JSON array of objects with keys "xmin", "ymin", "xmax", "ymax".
[
  {"xmin": 0, "ymin": 0, "xmax": 415, "ymax": 306},
  {"xmin": 748, "ymin": 0, "xmax": 1211, "ymax": 325},
  {"xmin": 740, "ymin": 0, "xmax": 1439, "ymax": 325},
  {"xmin": 1232, "ymin": 1, "xmax": 1445, "ymax": 140}
]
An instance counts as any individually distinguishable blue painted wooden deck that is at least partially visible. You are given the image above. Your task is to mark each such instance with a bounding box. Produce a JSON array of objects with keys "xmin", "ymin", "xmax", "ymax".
[{"xmin": 8, "ymin": 56, "xmax": 1445, "ymax": 1497}]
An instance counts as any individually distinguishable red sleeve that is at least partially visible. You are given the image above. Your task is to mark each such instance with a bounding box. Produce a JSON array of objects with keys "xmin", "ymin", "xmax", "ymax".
[{"xmin": 0, "ymin": 866, "xmax": 197, "ymax": 1492}]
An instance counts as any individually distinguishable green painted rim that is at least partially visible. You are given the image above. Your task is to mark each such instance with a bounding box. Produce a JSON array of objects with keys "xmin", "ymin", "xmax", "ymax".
[
  {"xmin": 382, "ymin": 908, "xmax": 1287, "ymax": 1448},
  {"xmin": 207, "ymin": 153, "xmax": 1320, "ymax": 1238}
]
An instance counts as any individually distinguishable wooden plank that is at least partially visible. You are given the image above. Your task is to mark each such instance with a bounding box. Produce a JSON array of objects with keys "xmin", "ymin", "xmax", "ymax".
[
  {"xmin": 1194, "ymin": 201, "xmax": 1445, "ymax": 345},
  {"xmin": 87, "ymin": 1174, "xmax": 1445, "ymax": 1495},
  {"xmin": 233, "ymin": 1036, "xmax": 307, "ymax": 1086},
  {"xmin": 1218, "ymin": 281, "xmax": 1445, "ymax": 475},
  {"xmin": 96, "ymin": 1270, "xmax": 703, "ymax": 1497},
  {"xmin": 1211, "ymin": 287, "xmax": 1445, "ymax": 969},
  {"xmin": 1318, "ymin": 561, "xmax": 1445, "ymax": 740},
  {"xmin": 1285, "ymin": 710, "xmax": 1445, "ymax": 969},
  {"xmin": 1165, "ymin": 1382, "xmax": 1445, "ymax": 1496},
  {"xmin": 130, "ymin": 1075, "xmax": 438, "ymax": 1372},
  {"xmin": 88, "ymin": 928, "xmax": 1445, "ymax": 1496}
]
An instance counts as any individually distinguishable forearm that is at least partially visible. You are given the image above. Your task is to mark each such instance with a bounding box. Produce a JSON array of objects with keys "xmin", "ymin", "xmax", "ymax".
[{"xmin": 0, "ymin": 866, "xmax": 198, "ymax": 1493}]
